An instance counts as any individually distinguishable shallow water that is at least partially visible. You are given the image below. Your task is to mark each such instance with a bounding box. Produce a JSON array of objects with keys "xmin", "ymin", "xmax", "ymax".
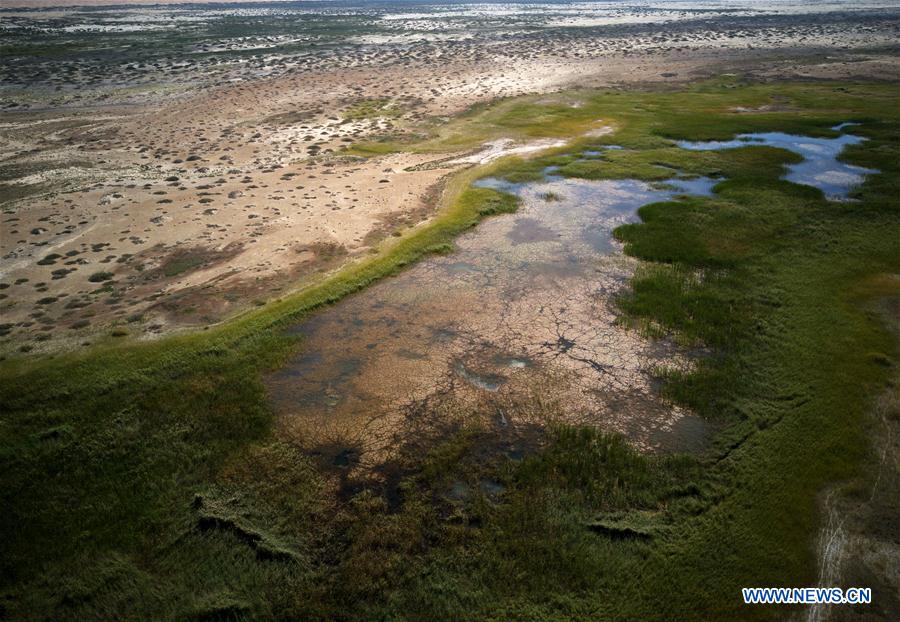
[
  {"xmin": 268, "ymin": 160, "xmax": 719, "ymax": 465},
  {"xmin": 677, "ymin": 123, "xmax": 877, "ymax": 200},
  {"xmin": 269, "ymin": 125, "xmax": 877, "ymax": 468}
]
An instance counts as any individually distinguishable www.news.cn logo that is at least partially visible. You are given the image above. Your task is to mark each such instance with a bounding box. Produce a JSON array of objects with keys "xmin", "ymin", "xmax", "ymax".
[{"xmin": 742, "ymin": 587, "xmax": 872, "ymax": 605}]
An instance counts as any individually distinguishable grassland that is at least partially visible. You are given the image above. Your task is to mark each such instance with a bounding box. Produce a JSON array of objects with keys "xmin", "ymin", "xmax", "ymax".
[{"xmin": 1, "ymin": 78, "xmax": 899, "ymax": 620}]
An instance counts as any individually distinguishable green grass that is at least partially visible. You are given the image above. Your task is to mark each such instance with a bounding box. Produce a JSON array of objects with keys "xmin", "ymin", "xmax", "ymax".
[
  {"xmin": 162, "ymin": 254, "xmax": 207, "ymax": 277},
  {"xmin": 342, "ymin": 98, "xmax": 405, "ymax": 121},
  {"xmin": 2, "ymin": 78, "xmax": 899, "ymax": 620}
]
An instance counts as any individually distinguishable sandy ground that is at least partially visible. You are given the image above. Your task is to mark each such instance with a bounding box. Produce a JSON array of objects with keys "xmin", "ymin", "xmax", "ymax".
[{"xmin": 2, "ymin": 14, "xmax": 900, "ymax": 354}]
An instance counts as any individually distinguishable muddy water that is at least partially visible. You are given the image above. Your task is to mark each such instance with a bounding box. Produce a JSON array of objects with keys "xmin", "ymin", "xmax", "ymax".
[
  {"xmin": 268, "ymin": 155, "xmax": 719, "ymax": 467},
  {"xmin": 677, "ymin": 123, "xmax": 877, "ymax": 200},
  {"xmin": 268, "ymin": 127, "xmax": 877, "ymax": 469}
]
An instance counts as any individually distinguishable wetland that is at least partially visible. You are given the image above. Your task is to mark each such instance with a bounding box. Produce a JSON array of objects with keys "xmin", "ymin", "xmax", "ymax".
[
  {"xmin": 270, "ymin": 122, "xmax": 877, "ymax": 476},
  {"xmin": 1, "ymin": 2, "xmax": 899, "ymax": 621}
]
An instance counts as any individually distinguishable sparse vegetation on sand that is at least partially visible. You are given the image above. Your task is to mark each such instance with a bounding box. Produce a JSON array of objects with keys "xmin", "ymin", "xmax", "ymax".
[
  {"xmin": 342, "ymin": 97, "xmax": 406, "ymax": 121},
  {"xmin": 1, "ymin": 79, "xmax": 899, "ymax": 620}
]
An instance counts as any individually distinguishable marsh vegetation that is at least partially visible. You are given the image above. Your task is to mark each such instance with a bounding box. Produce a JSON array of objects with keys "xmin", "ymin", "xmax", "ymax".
[{"xmin": 1, "ymin": 78, "xmax": 899, "ymax": 620}]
